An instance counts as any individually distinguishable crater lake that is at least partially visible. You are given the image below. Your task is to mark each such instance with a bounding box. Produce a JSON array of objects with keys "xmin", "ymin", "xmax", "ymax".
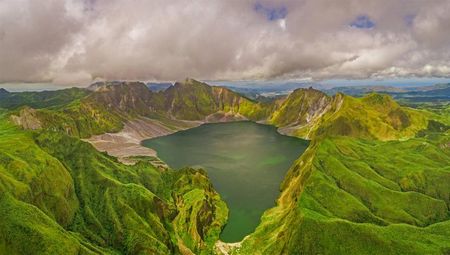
[{"xmin": 142, "ymin": 121, "xmax": 309, "ymax": 242}]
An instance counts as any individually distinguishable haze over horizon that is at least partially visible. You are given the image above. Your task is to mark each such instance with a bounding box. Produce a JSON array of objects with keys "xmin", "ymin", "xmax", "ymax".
[{"xmin": 1, "ymin": 0, "xmax": 450, "ymax": 89}]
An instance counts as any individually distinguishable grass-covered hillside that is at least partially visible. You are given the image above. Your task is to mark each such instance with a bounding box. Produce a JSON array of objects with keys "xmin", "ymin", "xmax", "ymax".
[
  {"xmin": 0, "ymin": 113, "xmax": 227, "ymax": 254},
  {"xmin": 269, "ymin": 87, "xmax": 331, "ymax": 127},
  {"xmin": 7, "ymin": 80, "xmax": 272, "ymax": 139},
  {"xmin": 1, "ymin": 80, "xmax": 449, "ymax": 254},
  {"xmin": 313, "ymin": 93, "xmax": 430, "ymax": 140},
  {"xmin": 0, "ymin": 88, "xmax": 90, "ymax": 110},
  {"xmin": 163, "ymin": 78, "xmax": 270, "ymax": 120},
  {"xmin": 237, "ymin": 94, "xmax": 450, "ymax": 254},
  {"xmin": 239, "ymin": 134, "xmax": 450, "ymax": 254}
]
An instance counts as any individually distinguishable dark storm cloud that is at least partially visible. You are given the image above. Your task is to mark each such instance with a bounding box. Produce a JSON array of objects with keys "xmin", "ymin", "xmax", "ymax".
[{"xmin": 1, "ymin": 0, "xmax": 450, "ymax": 84}]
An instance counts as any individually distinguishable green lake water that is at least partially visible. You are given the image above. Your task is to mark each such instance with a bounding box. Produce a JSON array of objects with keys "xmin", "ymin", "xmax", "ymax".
[{"xmin": 142, "ymin": 121, "xmax": 308, "ymax": 242}]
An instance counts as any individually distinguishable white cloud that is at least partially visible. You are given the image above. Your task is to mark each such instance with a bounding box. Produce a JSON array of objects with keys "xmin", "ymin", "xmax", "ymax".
[
  {"xmin": 0, "ymin": 0, "xmax": 450, "ymax": 85},
  {"xmin": 278, "ymin": 19, "xmax": 286, "ymax": 31}
]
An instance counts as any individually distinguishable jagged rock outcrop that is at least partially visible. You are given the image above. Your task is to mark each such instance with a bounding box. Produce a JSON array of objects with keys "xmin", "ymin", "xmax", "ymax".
[
  {"xmin": 163, "ymin": 78, "xmax": 269, "ymax": 121},
  {"xmin": 269, "ymin": 88, "xmax": 333, "ymax": 138},
  {"xmin": 10, "ymin": 107, "xmax": 42, "ymax": 130},
  {"xmin": 270, "ymin": 87, "xmax": 332, "ymax": 127},
  {"xmin": 83, "ymin": 79, "xmax": 269, "ymax": 122},
  {"xmin": 85, "ymin": 81, "xmax": 165, "ymax": 116}
]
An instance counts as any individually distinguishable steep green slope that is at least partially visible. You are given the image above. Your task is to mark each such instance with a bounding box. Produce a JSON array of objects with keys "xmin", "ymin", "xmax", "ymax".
[
  {"xmin": 270, "ymin": 87, "xmax": 331, "ymax": 127},
  {"xmin": 314, "ymin": 93, "xmax": 429, "ymax": 140},
  {"xmin": 85, "ymin": 81, "xmax": 166, "ymax": 117},
  {"xmin": 0, "ymin": 114, "xmax": 227, "ymax": 254},
  {"xmin": 9, "ymin": 101, "xmax": 124, "ymax": 139},
  {"xmin": 268, "ymin": 88, "xmax": 332, "ymax": 138},
  {"xmin": 238, "ymin": 134, "xmax": 450, "ymax": 254},
  {"xmin": 7, "ymin": 80, "xmax": 271, "ymax": 139},
  {"xmin": 2, "ymin": 81, "xmax": 450, "ymax": 255},
  {"xmin": 163, "ymin": 79, "xmax": 270, "ymax": 121},
  {"xmin": 0, "ymin": 88, "xmax": 90, "ymax": 110},
  {"xmin": 0, "ymin": 85, "xmax": 125, "ymax": 139},
  {"xmin": 0, "ymin": 194, "xmax": 105, "ymax": 255},
  {"xmin": 237, "ymin": 94, "xmax": 450, "ymax": 254},
  {"xmin": 269, "ymin": 91, "xmax": 430, "ymax": 140}
]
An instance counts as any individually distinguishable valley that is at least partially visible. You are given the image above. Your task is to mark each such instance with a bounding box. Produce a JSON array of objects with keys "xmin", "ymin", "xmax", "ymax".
[{"xmin": 0, "ymin": 79, "xmax": 449, "ymax": 254}]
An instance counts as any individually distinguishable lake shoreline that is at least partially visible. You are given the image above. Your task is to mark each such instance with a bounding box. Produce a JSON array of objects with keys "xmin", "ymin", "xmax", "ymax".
[
  {"xmin": 86, "ymin": 117, "xmax": 309, "ymax": 244},
  {"xmin": 143, "ymin": 121, "xmax": 309, "ymax": 242},
  {"xmin": 85, "ymin": 117, "xmax": 203, "ymax": 164},
  {"xmin": 85, "ymin": 114, "xmax": 294, "ymax": 165}
]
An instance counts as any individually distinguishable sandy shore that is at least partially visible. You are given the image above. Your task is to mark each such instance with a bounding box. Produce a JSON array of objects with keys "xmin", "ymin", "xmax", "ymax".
[
  {"xmin": 85, "ymin": 113, "xmax": 265, "ymax": 250},
  {"xmin": 85, "ymin": 117, "xmax": 202, "ymax": 164},
  {"xmin": 214, "ymin": 239, "xmax": 244, "ymax": 255},
  {"xmin": 85, "ymin": 112, "xmax": 251, "ymax": 164}
]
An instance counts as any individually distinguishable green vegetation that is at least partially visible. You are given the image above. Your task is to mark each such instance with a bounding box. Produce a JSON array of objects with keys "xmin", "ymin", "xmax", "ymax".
[
  {"xmin": 35, "ymin": 100, "xmax": 125, "ymax": 138},
  {"xmin": 270, "ymin": 87, "xmax": 331, "ymax": 127},
  {"xmin": 237, "ymin": 92, "xmax": 450, "ymax": 255},
  {"xmin": 312, "ymin": 93, "xmax": 429, "ymax": 140},
  {"xmin": 0, "ymin": 88, "xmax": 90, "ymax": 110},
  {"xmin": 1, "ymin": 80, "xmax": 449, "ymax": 254},
  {"xmin": 0, "ymin": 113, "xmax": 227, "ymax": 254},
  {"xmin": 238, "ymin": 134, "xmax": 450, "ymax": 254},
  {"xmin": 163, "ymin": 78, "xmax": 271, "ymax": 121},
  {"xmin": 6, "ymin": 80, "xmax": 272, "ymax": 139},
  {"xmin": 142, "ymin": 121, "xmax": 309, "ymax": 242}
]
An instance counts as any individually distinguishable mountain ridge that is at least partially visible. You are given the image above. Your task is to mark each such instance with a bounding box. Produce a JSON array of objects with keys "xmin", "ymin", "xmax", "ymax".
[{"xmin": 1, "ymin": 79, "xmax": 449, "ymax": 254}]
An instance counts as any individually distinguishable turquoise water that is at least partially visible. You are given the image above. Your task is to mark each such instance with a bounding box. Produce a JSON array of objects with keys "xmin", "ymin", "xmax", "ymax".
[{"xmin": 142, "ymin": 121, "xmax": 308, "ymax": 242}]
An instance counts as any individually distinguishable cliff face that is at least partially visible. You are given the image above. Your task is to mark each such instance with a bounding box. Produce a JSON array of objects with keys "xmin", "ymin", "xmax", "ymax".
[
  {"xmin": 268, "ymin": 88, "xmax": 333, "ymax": 138},
  {"xmin": 75, "ymin": 79, "xmax": 269, "ymax": 125},
  {"xmin": 163, "ymin": 78, "xmax": 269, "ymax": 121},
  {"xmin": 10, "ymin": 107, "xmax": 42, "ymax": 130},
  {"xmin": 11, "ymin": 80, "xmax": 332, "ymax": 139},
  {"xmin": 236, "ymin": 93, "xmax": 450, "ymax": 255},
  {"xmin": 0, "ymin": 118, "xmax": 227, "ymax": 254},
  {"xmin": 270, "ymin": 88, "xmax": 331, "ymax": 127},
  {"xmin": 90, "ymin": 80, "xmax": 341, "ymax": 130},
  {"xmin": 86, "ymin": 81, "xmax": 161, "ymax": 116},
  {"xmin": 1, "ymin": 80, "xmax": 432, "ymax": 141}
]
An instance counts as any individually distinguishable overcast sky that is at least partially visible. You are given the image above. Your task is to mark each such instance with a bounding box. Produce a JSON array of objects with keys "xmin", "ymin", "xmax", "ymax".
[{"xmin": 1, "ymin": 0, "xmax": 450, "ymax": 86}]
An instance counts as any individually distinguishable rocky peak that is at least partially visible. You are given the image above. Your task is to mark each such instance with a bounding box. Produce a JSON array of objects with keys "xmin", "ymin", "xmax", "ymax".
[
  {"xmin": 270, "ymin": 87, "xmax": 332, "ymax": 128},
  {"xmin": 172, "ymin": 78, "xmax": 209, "ymax": 89},
  {"xmin": 85, "ymin": 81, "xmax": 158, "ymax": 116},
  {"xmin": 0, "ymin": 88, "xmax": 9, "ymax": 95},
  {"xmin": 10, "ymin": 107, "xmax": 42, "ymax": 130}
]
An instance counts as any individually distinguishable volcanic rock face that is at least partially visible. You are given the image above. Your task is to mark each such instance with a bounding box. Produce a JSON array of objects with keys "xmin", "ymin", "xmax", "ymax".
[
  {"xmin": 86, "ymin": 81, "xmax": 163, "ymax": 116},
  {"xmin": 163, "ymin": 78, "xmax": 264, "ymax": 120},
  {"xmin": 84, "ymin": 79, "xmax": 265, "ymax": 121},
  {"xmin": 270, "ymin": 87, "xmax": 332, "ymax": 127},
  {"xmin": 10, "ymin": 107, "xmax": 42, "ymax": 130}
]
